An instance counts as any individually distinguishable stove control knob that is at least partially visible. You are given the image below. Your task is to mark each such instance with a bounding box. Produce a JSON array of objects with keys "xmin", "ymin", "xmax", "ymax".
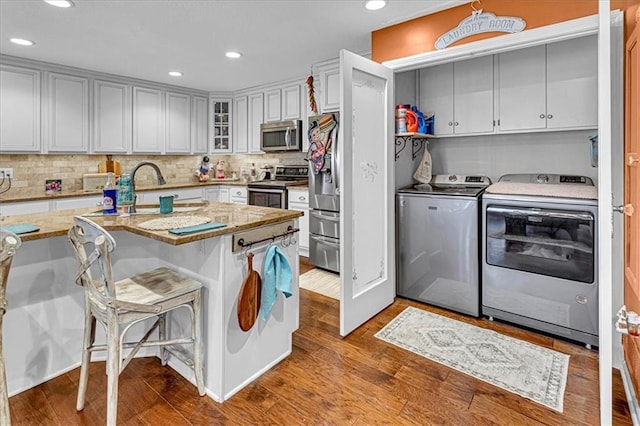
[
  {"xmin": 536, "ymin": 174, "xmax": 549, "ymax": 183},
  {"xmin": 448, "ymin": 175, "xmax": 457, "ymax": 182}
]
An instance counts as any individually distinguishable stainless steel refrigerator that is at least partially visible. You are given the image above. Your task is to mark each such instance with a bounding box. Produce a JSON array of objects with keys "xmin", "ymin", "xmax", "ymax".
[{"xmin": 307, "ymin": 113, "xmax": 340, "ymax": 273}]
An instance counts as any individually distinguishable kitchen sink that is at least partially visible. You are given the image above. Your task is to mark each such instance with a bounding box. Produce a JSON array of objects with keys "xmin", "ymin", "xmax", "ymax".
[{"xmin": 83, "ymin": 202, "xmax": 206, "ymax": 217}]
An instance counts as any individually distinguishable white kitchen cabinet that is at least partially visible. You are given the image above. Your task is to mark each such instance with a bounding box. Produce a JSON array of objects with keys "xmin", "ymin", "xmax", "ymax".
[
  {"xmin": 53, "ymin": 195, "xmax": 103, "ymax": 211},
  {"xmin": 281, "ymin": 84, "xmax": 301, "ymax": 120},
  {"xmin": 546, "ymin": 35, "xmax": 598, "ymax": 130},
  {"xmin": 0, "ymin": 200, "xmax": 50, "ymax": 217},
  {"xmin": 264, "ymin": 89, "xmax": 281, "ymax": 122},
  {"xmin": 497, "ymin": 35, "xmax": 597, "ymax": 132},
  {"xmin": 93, "ymin": 79, "xmax": 131, "ymax": 153},
  {"xmin": 46, "ymin": 72, "xmax": 90, "ymax": 152},
  {"xmin": 191, "ymin": 95, "xmax": 208, "ymax": 153},
  {"xmin": 133, "ymin": 86, "xmax": 164, "ymax": 153},
  {"xmin": 233, "ymin": 96, "xmax": 248, "ymax": 153},
  {"xmin": 229, "ymin": 186, "xmax": 247, "ymax": 204},
  {"xmin": 210, "ymin": 98, "xmax": 232, "ymax": 153},
  {"xmin": 0, "ymin": 65, "xmax": 41, "ymax": 152},
  {"xmin": 248, "ymin": 92, "xmax": 264, "ymax": 153},
  {"xmin": 287, "ymin": 188, "xmax": 309, "ymax": 257},
  {"xmin": 165, "ymin": 91, "xmax": 191, "ymax": 153},
  {"xmin": 138, "ymin": 187, "xmax": 203, "ymax": 204},
  {"xmin": 204, "ymin": 187, "xmax": 229, "ymax": 202},
  {"xmin": 419, "ymin": 55, "xmax": 494, "ymax": 136},
  {"xmin": 317, "ymin": 61, "xmax": 340, "ymax": 113}
]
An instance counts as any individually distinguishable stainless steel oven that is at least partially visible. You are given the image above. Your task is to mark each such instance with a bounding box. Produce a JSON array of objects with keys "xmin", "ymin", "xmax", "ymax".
[
  {"xmin": 481, "ymin": 174, "xmax": 598, "ymax": 347},
  {"xmin": 247, "ymin": 165, "xmax": 308, "ymax": 209}
]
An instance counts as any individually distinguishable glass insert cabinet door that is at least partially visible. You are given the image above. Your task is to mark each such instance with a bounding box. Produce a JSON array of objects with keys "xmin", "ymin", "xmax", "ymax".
[{"xmin": 210, "ymin": 98, "xmax": 232, "ymax": 152}]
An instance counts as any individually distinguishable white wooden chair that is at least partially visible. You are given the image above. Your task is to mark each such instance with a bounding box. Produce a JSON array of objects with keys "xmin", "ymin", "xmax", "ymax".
[
  {"xmin": 0, "ymin": 230, "xmax": 21, "ymax": 426},
  {"xmin": 68, "ymin": 216, "xmax": 205, "ymax": 425}
]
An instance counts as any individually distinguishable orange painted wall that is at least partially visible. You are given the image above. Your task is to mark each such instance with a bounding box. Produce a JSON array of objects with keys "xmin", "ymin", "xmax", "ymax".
[{"xmin": 372, "ymin": 0, "xmax": 639, "ymax": 63}]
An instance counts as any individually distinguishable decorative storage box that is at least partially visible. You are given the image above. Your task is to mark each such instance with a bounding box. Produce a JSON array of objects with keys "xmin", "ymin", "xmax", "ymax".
[{"xmin": 82, "ymin": 173, "xmax": 109, "ymax": 192}]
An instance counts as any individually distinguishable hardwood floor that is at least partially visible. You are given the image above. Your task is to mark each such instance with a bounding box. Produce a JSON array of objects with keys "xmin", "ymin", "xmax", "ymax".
[{"xmin": 9, "ymin": 270, "xmax": 633, "ymax": 425}]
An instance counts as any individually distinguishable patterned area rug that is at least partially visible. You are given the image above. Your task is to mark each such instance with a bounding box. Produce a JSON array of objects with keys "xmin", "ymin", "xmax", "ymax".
[
  {"xmin": 299, "ymin": 269, "xmax": 340, "ymax": 300},
  {"xmin": 375, "ymin": 307, "xmax": 569, "ymax": 412}
]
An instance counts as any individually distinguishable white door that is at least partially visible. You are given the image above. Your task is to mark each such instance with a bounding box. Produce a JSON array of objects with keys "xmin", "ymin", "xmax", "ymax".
[{"xmin": 340, "ymin": 49, "xmax": 395, "ymax": 336}]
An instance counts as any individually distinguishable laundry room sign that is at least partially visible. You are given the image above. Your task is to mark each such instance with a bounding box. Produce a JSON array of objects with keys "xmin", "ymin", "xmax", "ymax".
[{"xmin": 435, "ymin": 9, "xmax": 526, "ymax": 50}]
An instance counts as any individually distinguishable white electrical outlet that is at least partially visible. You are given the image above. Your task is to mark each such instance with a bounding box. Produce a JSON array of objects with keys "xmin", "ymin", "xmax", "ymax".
[{"xmin": 0, "ymin": 168, "xmax": 14, "ymax": 179}]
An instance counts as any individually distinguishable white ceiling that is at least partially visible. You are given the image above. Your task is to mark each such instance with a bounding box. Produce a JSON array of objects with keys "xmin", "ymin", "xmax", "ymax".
[{"xmin": 0, "ymin": 0, "xmax": 466, "ymax": 92}]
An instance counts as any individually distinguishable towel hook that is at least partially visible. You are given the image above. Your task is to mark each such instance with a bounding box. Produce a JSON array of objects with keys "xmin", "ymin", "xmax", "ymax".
[{"xmin": 471, "ymin": 0, "xmax": 481, "ymax": 12}]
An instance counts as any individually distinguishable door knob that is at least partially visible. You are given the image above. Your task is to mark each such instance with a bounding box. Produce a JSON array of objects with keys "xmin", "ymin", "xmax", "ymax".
[
  {"xmin": 613, "ymin": 204, "xmax": 635, "ymax": 216},
  {"xmin": 628, "ymin": 153, "xmax": 639, "ymax": 166}
]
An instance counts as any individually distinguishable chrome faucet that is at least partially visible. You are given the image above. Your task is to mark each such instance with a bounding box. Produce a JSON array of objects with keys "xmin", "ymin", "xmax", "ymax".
[{"xmin": 129, "ymin": 161, "xmax": 166, "ymax": 213}]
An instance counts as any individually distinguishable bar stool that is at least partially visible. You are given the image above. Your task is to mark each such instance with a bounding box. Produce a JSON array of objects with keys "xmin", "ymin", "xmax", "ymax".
[
  {"xmin": 0, "ymin": 231, "xmax": 21, "ymax": 426},
  {"xmin": 68, "ymin": 216, "xmax": 205, "ymax": 426}
]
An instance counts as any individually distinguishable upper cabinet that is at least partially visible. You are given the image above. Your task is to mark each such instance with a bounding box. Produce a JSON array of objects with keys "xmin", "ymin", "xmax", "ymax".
[
  {"xmin": 233, "ymin": 95, "xmax": 248, "ymax": 154},
  {"xmin": 281, "ymin": 84, "xmax": 301, "ymax": 120},
  {"xmin": 248, "ymin": 92, "xmax": 264, "ymax": 153},
  {"xmin": 210, "ymin": 98, "xmax": 232, "ymax": 153},
  {"xmin": 497, "ymin": 35, "xmax": 597, "ymax": 132},
  {"xmin": 317, "ymin": 61, "xmax": 340, "ymax": 113},
  {"xmin": 165, "ymin": 91, "xmax": 191, "ymax": 153},
  {"xmin": 93, "ymin": 79, "xmax": 131, "ymax": 153},
  {"xmin": 545, "ymin": 35, "xmax": 598, "ymax": 130},
  {"xmin": 46, "ymin": 72, "xmax": 90, "ymax": 152},
  {"xmin": 420, "ymin": 55, "xmax": 494, "ymax": 136},
  {"xmin": 0, "ymin": 64, "xmax": 41, "ymax": 152},
  {"xmin": 191, "ymin": 95, "xmax": 208, "ymax": 153},
  {"xmin": 132, "ymin": 86, "xmax": 164, "ymax": 153},
  {"xmin": 264, "ymin": 89, "xmax": 281, "ymax": 122}
]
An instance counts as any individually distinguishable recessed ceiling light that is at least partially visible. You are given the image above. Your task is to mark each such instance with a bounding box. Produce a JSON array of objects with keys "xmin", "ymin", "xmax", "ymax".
[
  {"xmin": 168, "ymin": 71, "xmax": 183, "ymax": 77},
  {"xmin": 10, "ymin": 38, "xmax": 35, "ymax": 46},
  {"xmin": 364, "ymin": 0, "xmax": 387, "ymax": 11},
  {"xmin": 225, "ymin": 51, "xmax": 243, "ymax": 59},
  {"xmin": 44, "ymin": 0, "xmax": 75, "ymax": 8}
]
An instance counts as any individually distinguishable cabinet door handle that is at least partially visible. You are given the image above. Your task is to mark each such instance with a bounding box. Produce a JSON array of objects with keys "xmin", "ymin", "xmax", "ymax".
[
  {"xmin": 454, "ymin": 122, "xmax": 459, "ymax": 126},
  {"xmin": 448, "ymin": 122, "xmax": 453, "ymax": 126},
  {"xmin": 174, "ymin": 194, "xmax": 179, "ymax": 199},
  {"xmin": 540, "ymin": 114, "xmax": 546, "ymax": 119},
  {"xmin": 299, "ymin": 196, "xmax": 306, "ymax": 201},
  {"xmin": 547, "ymin": 114, "xmax": 553, "ymax": 119},
  {"xmin": 96, "ymin": 201, "xmax": 103, "ymax": 206}
]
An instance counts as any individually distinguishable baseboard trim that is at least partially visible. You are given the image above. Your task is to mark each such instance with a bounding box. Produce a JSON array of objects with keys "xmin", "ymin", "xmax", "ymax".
[{"xmin": 621, "ymin": 362, "xmax": 640, "ymax": 426}]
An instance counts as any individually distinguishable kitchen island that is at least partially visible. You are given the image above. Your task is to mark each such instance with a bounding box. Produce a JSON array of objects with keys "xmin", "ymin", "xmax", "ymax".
[{"xmin": 0, "ymin": 202, "xmax": 302, "ymax": 403}]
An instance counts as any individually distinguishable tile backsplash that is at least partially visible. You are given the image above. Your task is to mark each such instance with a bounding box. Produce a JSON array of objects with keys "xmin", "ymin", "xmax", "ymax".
[{"xmin": 0, "ymin": 152, "xmax": 307, "ymax": 196}]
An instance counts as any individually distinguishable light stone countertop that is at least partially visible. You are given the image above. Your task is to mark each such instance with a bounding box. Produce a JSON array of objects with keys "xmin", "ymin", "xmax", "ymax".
[
  {"xmin": 0, "ymin": 180, "xmax": 250, "ymax": 203},
  {"xmin": 0, "ymin": 201, "xmax": 303, "ymax": 245}
]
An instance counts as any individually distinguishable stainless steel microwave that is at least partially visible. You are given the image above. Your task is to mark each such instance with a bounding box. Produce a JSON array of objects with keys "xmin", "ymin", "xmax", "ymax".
[{"xmin": 260, "ymin": 120, "xmax": 302, "ymax": 152}]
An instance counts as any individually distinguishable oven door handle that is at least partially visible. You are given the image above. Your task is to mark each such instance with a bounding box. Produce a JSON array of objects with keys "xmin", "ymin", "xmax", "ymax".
[
  {"xmin": 487, "ymin": 206, "xmax": 594, "ymax": 221},
  {"xmin": 310, "ymin": 234, "xmax": 340, "ymax": 248},
  {"xmin": 248, "ymin": 187, "xmax": 285, "ymax": 195}
]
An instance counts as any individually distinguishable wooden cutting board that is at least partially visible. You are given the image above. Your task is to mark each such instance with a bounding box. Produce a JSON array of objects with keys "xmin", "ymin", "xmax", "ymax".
[{"xmin": 237, "ymin": 252, "xmax": 261, "ymax": 331}]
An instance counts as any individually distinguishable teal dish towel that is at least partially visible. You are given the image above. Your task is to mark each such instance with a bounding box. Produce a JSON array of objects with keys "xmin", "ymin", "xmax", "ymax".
[
  {"xmin": 0, "ymin": 224, "xmax": 40, "ymax": 234},
  {"xmin": 168, "ymin": 222, "xmax": 226, "ymax": 235},
  {"xmin": 260, "ymin": 245, "xmax": 293, "ymax": 320}
]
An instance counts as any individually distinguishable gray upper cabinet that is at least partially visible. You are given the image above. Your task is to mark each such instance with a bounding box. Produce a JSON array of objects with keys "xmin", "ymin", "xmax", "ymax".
[
  {"xmin": 318, "ymin": 61, "xmax": 340, "ymax": 113},
  {"xmin": 93, "ymin": 79, "xmax": 131, "ymax": 153},
  {"xmin": 165, "ymin": 91, "xmax": 191, "ymax": 153},
  {"xmin": 419, "ymin": 56, "xmax": 494, "ymax": 136},
  {"xmin": 545, "ymin": 35, "xmax": 598, "ymax": 130},
  {"xmin": 497, "ymin": 35, "xmax": 597, "ymax": 132},
  {"xmin": 0, "ymin": 64, "xmax": 41, "ymax": 152},
  {"xmin": 46, "ymin": 72, "xmax": 90, "ymax": 152},
  {"xmin": 132, "ymin": 86, "xmax": 164, "ymax": 153},
  {"xmin": 191, "ymin": 95, "xmax": 208, "ymax": 154}
]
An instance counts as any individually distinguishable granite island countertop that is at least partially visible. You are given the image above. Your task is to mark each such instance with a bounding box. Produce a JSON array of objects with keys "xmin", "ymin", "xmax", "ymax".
[
  {"xmin": 0, "ymin": 201, "xmax": 302, "ymax": 245},
  {"xmin": 0, "ymin": 179, "xmax": 250, "ymax": 203}
]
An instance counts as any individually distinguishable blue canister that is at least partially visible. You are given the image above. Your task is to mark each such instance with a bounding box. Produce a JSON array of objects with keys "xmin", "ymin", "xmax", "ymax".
[{"xmin": 117, "ymin": 173, "xmax": 134, "ymax": 206}]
